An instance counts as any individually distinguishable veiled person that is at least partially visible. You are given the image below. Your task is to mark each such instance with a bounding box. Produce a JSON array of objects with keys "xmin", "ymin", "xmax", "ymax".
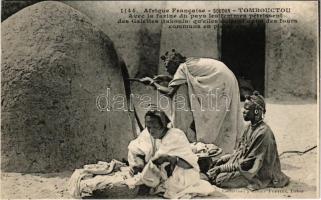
[
  {"xmin": 128, "ymin": 107, "xmax": 215, "ymax": 198},
  {"xmin": 140, "ymin": 49, "xmax": 243, "ymax": 154}
]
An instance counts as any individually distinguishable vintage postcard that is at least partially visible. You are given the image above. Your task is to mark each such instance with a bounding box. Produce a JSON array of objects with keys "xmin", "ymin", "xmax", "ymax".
[{"xmin": 1, "ymin": 0, "xmax": 319, "ymax": 199}]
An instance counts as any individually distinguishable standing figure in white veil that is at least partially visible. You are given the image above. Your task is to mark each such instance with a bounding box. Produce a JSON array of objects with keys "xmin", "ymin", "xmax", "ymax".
[{"xmin": 140, "ymin": 49, "xmax": 243, "ymax": 154}]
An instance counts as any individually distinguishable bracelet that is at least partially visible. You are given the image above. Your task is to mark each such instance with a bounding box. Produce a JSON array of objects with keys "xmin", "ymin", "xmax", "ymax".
[{"xmin": 220, "ymin": 163, "xmax": 238, "ymax": 172}]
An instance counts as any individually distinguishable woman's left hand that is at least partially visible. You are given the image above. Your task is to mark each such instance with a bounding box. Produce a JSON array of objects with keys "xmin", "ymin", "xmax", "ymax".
[
  {"xmin": 129, "ymin": 166, "xmax": 143, "ymax": 176},
  {"xmin": 207, "ymin": 166, "xmax": 221, "ymax": 180},
  {"xmin": 152, "ymin": 155, "xmax": 171, "ymax": 166}
]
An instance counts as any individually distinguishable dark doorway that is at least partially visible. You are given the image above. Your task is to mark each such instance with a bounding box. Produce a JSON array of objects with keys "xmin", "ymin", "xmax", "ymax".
[{"xmin": 221, "ymin": 19, "xmax": 265, "ymax": 100}]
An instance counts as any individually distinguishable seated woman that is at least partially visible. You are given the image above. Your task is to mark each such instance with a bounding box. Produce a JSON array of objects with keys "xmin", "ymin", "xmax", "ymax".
[
  {"xmin": 128, "ymin": 106, "xmax": 215, "ymax": 199},
  {"xmin": 207, "ymin": 91, "xmax": 290, "ymax": 191}
]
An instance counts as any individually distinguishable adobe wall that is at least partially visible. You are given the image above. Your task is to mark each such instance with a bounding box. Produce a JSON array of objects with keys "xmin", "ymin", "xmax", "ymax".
[
  {"xmin": 65, "ymin": 1, "xmax": 165, "ymax": 78},
  {"xmin": 264, "ymin": 2, "xmax": 318, "ymax": 100},
  {"xmin": 158, "ymin": 1, "xmax": 221, "ymax": 74},
  {"xmin": 65, "ymin": 1, "xmax": 317, "ymax": 100}
]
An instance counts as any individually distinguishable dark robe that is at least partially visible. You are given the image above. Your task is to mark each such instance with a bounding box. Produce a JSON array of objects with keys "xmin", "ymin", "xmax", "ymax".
[{"xmin": 214, "ymin": 121, "xmax": 289, "ymax": 190}]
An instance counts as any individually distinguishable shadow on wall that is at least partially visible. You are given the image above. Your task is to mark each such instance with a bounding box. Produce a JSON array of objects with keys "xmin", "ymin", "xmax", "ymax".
[{"xmin": 135, "ymin": 25, "xmax": 162, "ymax": 78}]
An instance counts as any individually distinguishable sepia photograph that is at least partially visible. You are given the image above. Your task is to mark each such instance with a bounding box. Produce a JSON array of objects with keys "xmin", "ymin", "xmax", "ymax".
[{"xmin": 1, "ymin": 0, "xmax": 319, "ymax": 199}]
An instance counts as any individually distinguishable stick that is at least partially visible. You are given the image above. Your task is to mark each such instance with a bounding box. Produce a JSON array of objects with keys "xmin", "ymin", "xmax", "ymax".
[
  {"xmin": 279, "ymin": 145, "xmax": 317, "ymax": 157},
  {"xmin": 127, "ymin": 78, "xmax": 142, "ymax": 82}
]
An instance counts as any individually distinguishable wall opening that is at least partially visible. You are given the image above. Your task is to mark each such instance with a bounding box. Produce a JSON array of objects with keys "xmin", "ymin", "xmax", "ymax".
[{"xmin": 221, "ymin": 19, "xmax": 266, "ymax": 100}]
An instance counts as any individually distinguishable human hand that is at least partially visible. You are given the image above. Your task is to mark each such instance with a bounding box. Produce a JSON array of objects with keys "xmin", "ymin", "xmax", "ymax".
[
  {"xmin": 152, "ymin": 155, "xmax": 171, "ymax": 166},
  {"xmin": 207, "ymin": 166, "xmax": 221, "ymax": 180},
  {"xmin": 129, "ymin": 166, "xmax": 143, "ymax": 176},
  {"xmin": 163, "ymin": 156, "xmax": 178, "ymax": 177},
  {"xmin": 139, "ymin": 77, "xmax": 154, "ymax": 85},
  {"xmin": 215, "ymin": 154, "xmax": 231, "ymax": 166},
  {"xmin": 153, "ymin": 75, "xmax": 172, "ymax": 82}
]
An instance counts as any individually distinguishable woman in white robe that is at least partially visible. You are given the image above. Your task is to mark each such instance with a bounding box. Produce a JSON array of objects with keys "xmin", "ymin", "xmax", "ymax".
[
  {"xmin": 140, "ymin": 50, "xmax": 244, "ymax": 154},
  {"xmin": 128, "ymin": 108, "xmax": 215, "ymax": 198}
]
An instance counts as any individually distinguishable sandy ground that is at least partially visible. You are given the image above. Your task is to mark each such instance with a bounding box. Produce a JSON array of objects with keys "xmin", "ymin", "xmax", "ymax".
[{"xmin": 1, "ymin": 101, "xmax": 319, "ymax": 199}]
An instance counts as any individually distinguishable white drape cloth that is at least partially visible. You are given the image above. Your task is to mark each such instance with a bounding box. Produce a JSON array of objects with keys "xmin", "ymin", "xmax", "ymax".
[
  {"xmin": 169, "ymin": 58, "xmax": 244, "ymax": 153},
  {"xmin": 128, "ymin": 128, "xmax": 216, "ymax": 198}
]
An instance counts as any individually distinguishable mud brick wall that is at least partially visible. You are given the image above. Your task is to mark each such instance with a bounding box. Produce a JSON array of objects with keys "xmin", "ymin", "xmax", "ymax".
[
  {"xmin": 264, "ymin": 2, "xmax": 318, "ymax": 100},
  {"xmin": 158, "ymin": 2, "xmax": 221, "ymax": 74},
  {"xmin": 65, "ymin": 1, "xmax": 317, "ymax": 100},
  {"xmin": 65, "ymin": 1, "xmax": 164, "ymax": 78},
  {"xmin": 1, "ymin": 1, "xmax": 133, "ymax": 172},
  {"xmin": 218, "ymin": 1, "xmax": 318, "ymax": 100}
]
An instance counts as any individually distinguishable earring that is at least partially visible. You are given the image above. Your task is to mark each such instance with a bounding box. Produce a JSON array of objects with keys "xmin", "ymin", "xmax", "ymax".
[{"xmin": 254, "ymin": 110, "xmax": 259, "ymax": 114}]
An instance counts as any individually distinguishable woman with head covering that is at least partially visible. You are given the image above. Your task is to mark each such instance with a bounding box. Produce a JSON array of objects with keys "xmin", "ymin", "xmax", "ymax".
[
  {"xmin": 127, "ymin": 106, "xmax": 216, "ymax": 198},
  {"xmin": 207, "ymin": 91, "xmax": 289, "ymax": 190},
  {"xmin": 140, "ymin": 49, "xmax": 243, "ymax": 154}
]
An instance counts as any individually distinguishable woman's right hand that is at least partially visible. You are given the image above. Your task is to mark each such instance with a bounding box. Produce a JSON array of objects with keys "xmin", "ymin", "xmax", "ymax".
[
  {"xmin": 139, "ymin": 77, "xmax": 154, "ymax": 85},
  {"xmin": 207, "ymin": 166, "xmax": 221, "ymax": 181},
  {"xmin": 153, "ymin": 75, "xmax": 172, "ymax": 82}
]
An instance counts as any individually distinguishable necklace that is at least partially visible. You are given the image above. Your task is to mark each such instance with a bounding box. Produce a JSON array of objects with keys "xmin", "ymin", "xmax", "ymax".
[{"xmin": 251, "ymin": 120, "xmax": 263, "ymax": 129}]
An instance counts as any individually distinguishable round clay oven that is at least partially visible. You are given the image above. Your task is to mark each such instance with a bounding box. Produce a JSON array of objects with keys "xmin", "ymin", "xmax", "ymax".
[{"xmin": 1, "ymin": 1, "xmax": 133, "ymax": 172}]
